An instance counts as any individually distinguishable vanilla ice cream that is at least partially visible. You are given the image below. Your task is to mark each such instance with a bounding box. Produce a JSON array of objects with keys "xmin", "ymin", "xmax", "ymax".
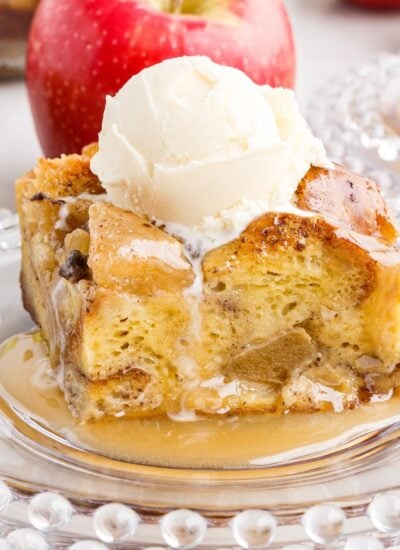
[{"xmin": 91, "ymin": 56, "xmax": 330, "ymax": 227}]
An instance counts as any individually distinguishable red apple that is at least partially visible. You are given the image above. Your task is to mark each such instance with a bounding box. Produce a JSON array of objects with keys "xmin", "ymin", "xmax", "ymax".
[
  {"xmin": 345, "ymin": 0, "xmax": 400, "ymax": 7},
  {"xmin": 27, "ymin": 0, "xmax": 295, "ymax": 158}
]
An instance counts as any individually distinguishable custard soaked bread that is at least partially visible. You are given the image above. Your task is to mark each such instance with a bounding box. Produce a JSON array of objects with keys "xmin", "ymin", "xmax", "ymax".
[{"xmin": 16, "ymin": 147, "xmax": 400, "ymax": 421}]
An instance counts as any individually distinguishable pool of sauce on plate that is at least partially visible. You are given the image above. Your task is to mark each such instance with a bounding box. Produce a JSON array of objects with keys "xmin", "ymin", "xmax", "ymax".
[{"xmin": 1, "ymin": 331, "xmax": 400, "ymax": 470}]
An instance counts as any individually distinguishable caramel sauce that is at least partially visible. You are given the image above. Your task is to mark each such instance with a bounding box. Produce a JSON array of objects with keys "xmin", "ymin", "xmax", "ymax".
[{"xmin": 1, "ymin": 331, "xmax": 400, "ymax": 470}]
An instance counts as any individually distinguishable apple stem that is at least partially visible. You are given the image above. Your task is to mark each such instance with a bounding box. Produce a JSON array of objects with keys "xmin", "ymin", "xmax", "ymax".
[{"xmin": 170, "ymin": 0, "xmax": 183, "ymax": 14}]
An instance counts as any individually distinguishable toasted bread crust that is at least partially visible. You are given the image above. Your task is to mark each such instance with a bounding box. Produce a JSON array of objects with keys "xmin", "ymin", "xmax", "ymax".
[
  {"xmin": 88, "ymin": 202, "xmax": 195, "ymax": 294},
  {"xmin": 204, "ymin": 212, "xmax": 380, "ymax": 301},
  {"xmin": 295, "ymin": 165, "xmax": 398, "ymax": 243}
]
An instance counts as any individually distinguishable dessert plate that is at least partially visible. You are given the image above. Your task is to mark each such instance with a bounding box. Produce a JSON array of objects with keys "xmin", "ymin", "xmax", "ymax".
[
  {"xmin": 1, "ymin": 214, "xmax": 400, "ymax": 549},
  {"xmin": 3, "ymin": 51, "xmax": 400, "ymax": 545}
]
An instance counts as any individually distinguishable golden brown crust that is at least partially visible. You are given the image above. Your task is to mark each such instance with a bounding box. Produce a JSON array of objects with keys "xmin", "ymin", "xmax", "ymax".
[
  {"xmin": 16, "ymin": 153, "xmax": 104, "ymax": 200},
  {"xmin": 204, "ymin": 212, "xmax": 380, "ymax": 302},
  {"xmin": 63, "ymin": 362, "xmax": 158, "ymax": 421},
  {"xmin": 88, "ymin": 202, "xmax": 195, "ymax": 294},
  {"xmin": 295, "ymin": 165, "xmax": 398, "ymax": 243},
  {"xmin": 20, "ymin": 263, "xmax": 39, "ymax": 326}
]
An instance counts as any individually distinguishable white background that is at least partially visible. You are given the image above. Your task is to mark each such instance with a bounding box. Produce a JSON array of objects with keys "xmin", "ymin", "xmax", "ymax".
[{"xmin": 0, "ymin": 0, "xmax": 399, "ymax": 210}]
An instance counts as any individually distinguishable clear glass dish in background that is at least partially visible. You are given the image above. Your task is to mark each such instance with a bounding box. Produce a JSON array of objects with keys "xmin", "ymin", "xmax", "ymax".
[
  {"xmin": 0, "ymin": 0, "xmax": 38, "ymax": 79},
  {"xmin": 308, "ymin": 51, "xmax": 400, "ymax": 217}
]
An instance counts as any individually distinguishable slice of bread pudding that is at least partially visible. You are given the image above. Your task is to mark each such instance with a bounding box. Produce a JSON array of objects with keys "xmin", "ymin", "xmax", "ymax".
[{"xmin": 16, "ymin": 145, "xmax": 400, "ymax": 422}]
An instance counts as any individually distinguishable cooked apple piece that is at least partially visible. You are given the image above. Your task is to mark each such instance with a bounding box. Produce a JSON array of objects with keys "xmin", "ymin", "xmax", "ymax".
[{"xmin": 222, "ymin": 328, "xmax": 316, "ymax": 385}]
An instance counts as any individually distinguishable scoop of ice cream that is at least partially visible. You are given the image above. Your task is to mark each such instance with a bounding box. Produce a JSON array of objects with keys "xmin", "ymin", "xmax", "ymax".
[{"xmin": 91, "ymin": 56, "xmax": 329, "ymax": 226}]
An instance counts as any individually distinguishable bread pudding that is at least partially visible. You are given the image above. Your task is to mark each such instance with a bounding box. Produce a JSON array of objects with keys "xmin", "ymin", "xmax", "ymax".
[
  {"xmin": 16, "ymin": 143, "xmax": 400, "ymax": 422},
  {"xmin": 15, "ymin": 56, "xmax": 400, "ymax": 422}
]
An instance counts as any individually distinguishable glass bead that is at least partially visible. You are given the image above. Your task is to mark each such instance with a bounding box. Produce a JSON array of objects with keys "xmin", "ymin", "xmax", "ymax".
[
  {"xmin": 7, "ymin": 528, "xmax": 49, "ymax": 550},
  {"xmin": 231, "ymin": 509, "xmax": 277, "ymax": 549},
  {"xmin": 28, "ymin": 492, "xmax": 73, "ymax": 531},
  {"xmin": 0, "ymin": 481, "xmax": 12, "ymax": 512},
  {"xmin": 301, "ymin": 504, "xmax": 346, "ymax": 544},
  {"xmin": 93, "ymin": 503, "xmax": 139, "ymax": 543},
  {"xmin": 160, "ymin": 509, "xmax": 207, "ymax": 549},
  {"xmin": 368, "ymin": 491, "xmax": 400, "ymax": 533},
  {"xmin": 378, "ymin": 141, "xmax": 398, "ymax": 162}
]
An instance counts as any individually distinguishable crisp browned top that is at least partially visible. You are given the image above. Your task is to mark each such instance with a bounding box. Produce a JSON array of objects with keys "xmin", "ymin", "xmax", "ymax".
[
  {"xmin": 295, "ymin": 165, "xmax": 398, "ymax": 243},
  {"xmin": 18, "ymin": 141, "xmax": 399, "ymax": 243}
]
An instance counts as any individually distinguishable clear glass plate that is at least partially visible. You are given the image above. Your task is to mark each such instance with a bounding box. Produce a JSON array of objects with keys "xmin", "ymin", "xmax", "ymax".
[{"xmin": 3, "ymin": 52, "xmax": 400, "ymax": 544}]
